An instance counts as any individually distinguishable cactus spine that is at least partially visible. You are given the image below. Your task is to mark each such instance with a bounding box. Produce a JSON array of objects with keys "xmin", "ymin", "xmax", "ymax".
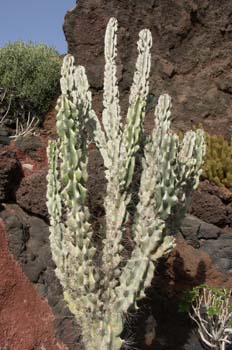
[{"xmin": 46, "ymin": 18, "xmax": 205, "ymax": 350}]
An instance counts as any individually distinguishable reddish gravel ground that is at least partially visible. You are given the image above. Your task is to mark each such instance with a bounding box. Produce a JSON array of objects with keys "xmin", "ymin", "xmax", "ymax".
[{"xmin": 0, "ymin": 220, "xmax": 67, "ymax": 350}]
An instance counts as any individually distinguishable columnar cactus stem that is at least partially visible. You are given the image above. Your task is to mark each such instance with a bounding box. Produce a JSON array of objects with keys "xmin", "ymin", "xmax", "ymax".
[
  {"xmin": 101, "ymin": 22, "xmax": 153, "ymax": 293},
  {"xmin": 47, "ymin": 18, "xmax": 205, "ymax": 350}
]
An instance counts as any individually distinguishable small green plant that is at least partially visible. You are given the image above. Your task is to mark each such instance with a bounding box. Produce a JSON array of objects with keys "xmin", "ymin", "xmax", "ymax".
[
  {"xmin": 200, "ymin": 130, "xmax": 232, "ymax": 188},
  {"xmin": 180, "ymin": 125, "xmax": 232, "ymax": 189},
  {"xmin": 180, "ymin": 285, "xmax": 232, "ymax": 350},
  {"xmin": 0, "ymin": 41, "xmax": 61, "ymax": 125}
]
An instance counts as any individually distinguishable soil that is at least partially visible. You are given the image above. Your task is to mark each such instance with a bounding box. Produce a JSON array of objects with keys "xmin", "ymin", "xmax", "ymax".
[{"xmin": 0, "ymin": 220, "xmax": 67, "ymax": 350}]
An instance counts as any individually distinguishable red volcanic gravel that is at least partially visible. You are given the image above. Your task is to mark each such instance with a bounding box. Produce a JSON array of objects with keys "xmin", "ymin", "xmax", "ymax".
[{"xmin": 0, "ymin": 220, "xmax": 67, "ymax": 350}]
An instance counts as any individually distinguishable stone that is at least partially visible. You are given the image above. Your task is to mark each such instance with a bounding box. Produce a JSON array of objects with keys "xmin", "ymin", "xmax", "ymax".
[
  {"xmin": 0, "ymin": 149, "xmax": 23, "ymax": 202},
  {"xmin": 179, "ymin": 213, "xmax": 232, "ymax": 274},
  {"xmin": 160, "ymin": 59, "xmax": 175, "ymax": 78},
  {"xmin": 216, "ymin": 76, "xmax": 232, "ymax": 95},
  {"xmin": 22, "ymin": 260, "xmax": 44, "ymax": 283},
  {"xmin": 64, "ymin": 0, "xmax": 232, "ymax": 138},
  {"xmin": 226, "ymin": 202, "xmax": 232, "ymax": 227},
  {"xmin": 180, "ymin": 215, "xmax": 200, "ymax": 238},
  {"xmin": 15, "ymin": 135, "xmax": 44, "ymax": 158},
  {"xmin": 200, "ymin": 238, "xmax": 232, "ymax": 273},
  {"xmin": 16, "ymin": 168, "xmax": 48, "ymax": 220},
  {"xmin": 0, "ymin": 211, "xmax": 29, "ymax": 259},
  {"xmin": 198, "ymin": 221, "xmax": 221, "ymax": 239},
  {"xmin": 197, "ymin": 180, "xmax": 232, "ymax": 203},
  {"xmin": 180, "ymin": 214, "xmax": 222, "ymax": 241},
  {"xmin": 28, "ymin": 216, "xmax": 49, "ymax": 242},
  {"xmin": 22, "ymin": 163, "xmax": 33, "ymax": 171},
  {"xmin": 190, "ymin": 189, "xmax": 227, "ymax": 227}
]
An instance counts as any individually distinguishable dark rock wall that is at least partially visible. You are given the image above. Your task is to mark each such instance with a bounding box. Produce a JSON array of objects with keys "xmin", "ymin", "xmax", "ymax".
[{"xmin": 64, "ymin": 0, "xmax": 232, "ymax": 138}]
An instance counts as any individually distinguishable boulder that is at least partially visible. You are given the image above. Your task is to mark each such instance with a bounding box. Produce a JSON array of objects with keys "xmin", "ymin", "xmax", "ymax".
[
  {"xmin": 0, "ymin": 149, "xmax": 23, "ymax": 202},
  {"xmin": 0, "ymin": 209, "xmax": 29, "ymax": 260},
  {"xmin": 190, "ymin": 187, "xmax": 228, "ymax": 227},
  {"xmin": 64, "ymin": 0, "xmax": 232, "ymax": 139},
  {"xmin": 180, "ymin": 214, "xmax": 232, "ymax": 275},
  {"xmin": 16, "ymin": 168, "xmax": 48, "ymax": 220}
]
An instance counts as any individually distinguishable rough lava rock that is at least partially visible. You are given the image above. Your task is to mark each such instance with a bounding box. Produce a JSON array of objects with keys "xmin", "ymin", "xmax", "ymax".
[
  {"xmin": 0, "ymin": 148, "xmax": 23, "ymax": 202},
  {"xmin": 190, "ymin": 180, "xmax": 232, "ymax": 227},
  {"xmin": 190, "ymin": 189, "xmax": 228, "ymax": 227},
  {"xmin": 16, "ymin": 168, "xmax": 48, "ymax": 220},
  {"xmin": 64, "ymin": 0, "xmax": 232, "ymax": 139},
  {"xmin": 180, "ymin": 214, "xmax": 232, "ymax": 275}
]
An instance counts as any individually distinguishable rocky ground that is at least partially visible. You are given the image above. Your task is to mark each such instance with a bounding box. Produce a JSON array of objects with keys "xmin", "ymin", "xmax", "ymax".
[{"xmin": 1, "ymin": 0, "xmax": 232, "ymax": 349}]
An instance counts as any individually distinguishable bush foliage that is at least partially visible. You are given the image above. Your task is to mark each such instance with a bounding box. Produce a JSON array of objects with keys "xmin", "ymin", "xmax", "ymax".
[
  {"xmin": 0, "ymin": 41, "xmax": 61, "ymax": 124},
  {"xmin": 179, "ymin": 126, "xmax": 232, "ymax": 189},
  {"xmin": 201, "ymin": 131, "xmax": 232, "ymax": 188}
]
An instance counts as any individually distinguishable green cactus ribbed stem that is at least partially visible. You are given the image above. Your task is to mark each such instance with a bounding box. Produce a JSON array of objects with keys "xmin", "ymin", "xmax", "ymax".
[{"xmin": 47, "ymin": 17, "xmax": 205, "ymax": 350}]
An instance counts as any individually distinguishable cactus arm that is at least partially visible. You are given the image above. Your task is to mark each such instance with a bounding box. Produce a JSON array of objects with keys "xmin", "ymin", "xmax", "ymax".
[
  {"xmin": 100, "ymin": 18, "xmax": 126, "ymax": 285},
  {"xmin": 149, "ymin": 94, "xmax": 180, "ymax": 220},
  {"xmin": 120, "ymin": 29, "xmax": 152, "ymax": 189},
  {"xmin": 129, "ymin": 29, "xmax": 152, "ymax": 106},
  {"xmin": 47, "ymin": 140, "xmax": 66, "ymax": 283},
  {"xmin": 178, "ymin": 129, "xmax": 206, "ymax": 191},
  {"xmin": 114, "ymin": 94, "xmax": 205, "ymax": 313},
  {"xmin": 47, "ymin": 95, "xmax": 99, "ymax": 325},
  {"xmin": 101, "ymin": 27, "xmax": 153, "ymax": 292},
  {"xmin": 114, "ymin": 95, "xmax": 177, "ymax": 312},
  {"xmin": 102, "ymin": 17, "xmax": 122, "ymax": 165},
  {"xmin": 170, "ymin": 129, "xmax": 206, "ymax": 223},
  {"xmin": 61, "ymin": 55, "xmax": 110, "ymax": 167}
]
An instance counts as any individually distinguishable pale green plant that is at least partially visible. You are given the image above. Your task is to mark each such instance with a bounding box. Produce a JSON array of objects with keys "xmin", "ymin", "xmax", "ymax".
[
  {"xmin": 46, "ymin": 18, "xmax": 205, "ymax": 350},
  {"xmin": 180, "ymin": 285, "xmax": 232, "ymax": 350},
  {"xmin": 0, "ymin": 40, "xmax": 61, "ymax": 124}
]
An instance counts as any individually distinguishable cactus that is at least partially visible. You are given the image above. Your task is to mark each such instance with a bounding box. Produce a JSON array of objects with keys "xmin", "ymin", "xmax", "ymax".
[{"xmin": 46, "ymin": 18, "xmax": 205, "ymax": 350}]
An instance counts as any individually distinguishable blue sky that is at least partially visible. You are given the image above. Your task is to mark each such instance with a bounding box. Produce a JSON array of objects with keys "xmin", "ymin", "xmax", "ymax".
[{"xmin": 0, "ymin": 0, "xmax": 76, "ymax": 54}]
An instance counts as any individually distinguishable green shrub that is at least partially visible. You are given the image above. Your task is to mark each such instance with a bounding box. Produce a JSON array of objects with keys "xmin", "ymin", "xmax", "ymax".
[
  {"xmin": 184, "ymin": 124, "xmax": 232, "ymax": 188},
  {"xmin": 201, "ymin": 131, "xmax": 232, "ymax": 188},
  {"xmin": 0, "ymin": 41, "xmax": 61, "ymax": 124}
]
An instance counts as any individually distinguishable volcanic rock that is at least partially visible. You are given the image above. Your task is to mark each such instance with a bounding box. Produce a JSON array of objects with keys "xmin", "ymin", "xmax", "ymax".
[
  {"xmin": 0, "ymin": 149, "xmax": 23, "ymax": 202},
  {"xmin": 16, "ymin": 168, "xmax": 48, "ymax": 220},
  {"xmin": 64, "ymin": 0, "xmax": 232, "ymax": 138}
]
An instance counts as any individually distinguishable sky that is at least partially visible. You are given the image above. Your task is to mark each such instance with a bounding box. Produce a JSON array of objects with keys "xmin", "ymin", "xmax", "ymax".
[{"xmin": 0, "ymin": 0, "xmax": 76, "ymax": 54}]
